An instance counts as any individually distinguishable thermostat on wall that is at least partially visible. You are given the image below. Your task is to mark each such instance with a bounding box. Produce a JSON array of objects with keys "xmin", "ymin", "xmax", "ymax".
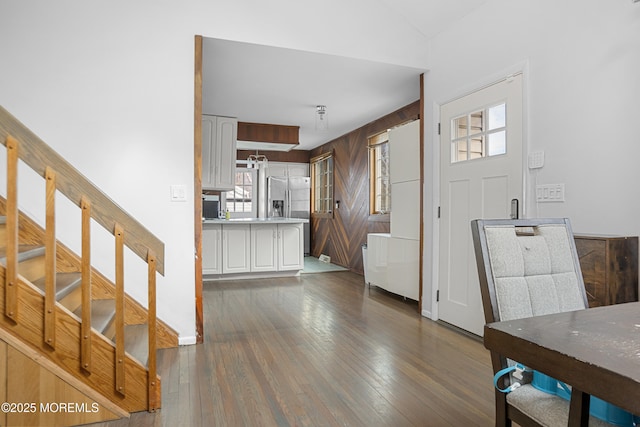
[{"xmin": 528, "ymin": 151, "xmax": 545, "ymax": 169}]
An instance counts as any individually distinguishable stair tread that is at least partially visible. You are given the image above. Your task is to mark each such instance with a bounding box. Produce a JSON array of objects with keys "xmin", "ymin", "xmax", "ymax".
[
  {"xmin": 32, "ymin": 272, "xmax": 82, "ymax": 300},
  {"xmin": 73, "ymin": 299, "xmax": 115, "ymax": 334},
  {"xmin": 0, "ymin": 245, "xmax": 45, "ymax": 263}
]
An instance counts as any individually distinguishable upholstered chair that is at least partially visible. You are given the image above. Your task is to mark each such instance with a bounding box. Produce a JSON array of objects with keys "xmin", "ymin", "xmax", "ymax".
[{"xmin": 471, "ymin": 218, "xmax": 615, "ymax": 427}]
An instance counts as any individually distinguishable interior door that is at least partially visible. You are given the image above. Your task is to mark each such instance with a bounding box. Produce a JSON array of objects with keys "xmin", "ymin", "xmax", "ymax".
[{"xmin": 438, "ymin": 74, "xmax": 523, "ymax": 336}]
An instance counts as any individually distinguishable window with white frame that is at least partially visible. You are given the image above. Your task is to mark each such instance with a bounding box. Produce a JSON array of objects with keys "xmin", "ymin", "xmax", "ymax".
[
  {"xmin": 223, "ymin": 168, "xmax": 257, "ymax": 217},
  {"xmin": 368, "ymin": 131, "xmax": 391, "ymax": 215},
  {"xmin": 310, "ymin": 152, "xmax": 333, "ymax": 217}
]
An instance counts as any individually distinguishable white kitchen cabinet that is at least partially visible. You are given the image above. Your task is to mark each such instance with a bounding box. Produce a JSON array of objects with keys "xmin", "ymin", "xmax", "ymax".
[
  {"xmin": 265, "ymin": 162, "xmax": 288, "ymax": 177},
  {"xmin": 202, "ymin": 224, "xmax": 222, "ymax": 274},
  {"xmin": 202, "ymin": 115, "xmax": 238, "ymax": 191},
  {"xmin": 250, "ymin": 224, "xmax": 278, "ymax": 272},
  {"xmin": 278, "ymin": 223, "xmax": 304, "ymax": 270},
  {"xmin": 222, "ymin": 224, "xmax": 251, "ymax": 273},
  {"xmin": 251, "ymin": 223, "xmax": 303, "ymax": 271},
  {"xmin": 265, "ymin": 162, "xmax": 309, "ymax": 178},
  {"xmin": 286, "ymin": 163, "xmax": 309, "ymax": 177},
  {"xmin": 203, "ymin": 221, "xmax": 305, "ymax": 277}
]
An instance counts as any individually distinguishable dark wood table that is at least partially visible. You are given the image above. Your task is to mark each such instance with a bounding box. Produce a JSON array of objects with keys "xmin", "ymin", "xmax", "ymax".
[{"xmin": 484, "ymin": 302, "xmax": 640, "ymax": 427}]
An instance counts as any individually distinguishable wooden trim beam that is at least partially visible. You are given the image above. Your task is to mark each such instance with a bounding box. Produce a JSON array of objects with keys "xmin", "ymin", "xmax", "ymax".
[
  {"xmin": 194, "ymin": 34, "xmax": 204, "ymax": 344},
  {"xmin": 0, "ymin": 106, "xmax": 165, "ymax": 275},
  {"xmin": 419, "ymin": 73, "xmax": 425, "ymax": 313},
  {"xmin": 237, "ymin": 122, "xmax": 300, "ymax": 146}
]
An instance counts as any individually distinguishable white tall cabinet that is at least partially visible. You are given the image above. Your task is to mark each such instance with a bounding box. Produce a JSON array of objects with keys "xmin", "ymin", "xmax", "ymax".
[
  {"xmin": 389, "ymin": 119, "xmax": 420, "ymax": 300},
  {"xmin": 365, "ymin": 120, "xmax": 420, "ymax": 300},
  {"xmin": 202, "ymin": 115, "xmax": 237, "ymax": 191}
]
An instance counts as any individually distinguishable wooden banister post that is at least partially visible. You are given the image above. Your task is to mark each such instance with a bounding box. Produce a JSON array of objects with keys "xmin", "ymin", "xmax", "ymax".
[
  {"xmin": 44, "ymin": 167, "xmax": 57, "ymax": 347},
  {"xmin": 147, "ymin": 250, "xmax": 158, "ymax": 411},
  {"xmin": 115, "ymin": 224, "xmax": 125, "ymax": 395},
  {"xmin": 80, "ymin": 196, "xmax": 92, "ymax": 373},
  {"xmin": 5, "ymin": 135, "xmax": 19, "ymax": 322}
]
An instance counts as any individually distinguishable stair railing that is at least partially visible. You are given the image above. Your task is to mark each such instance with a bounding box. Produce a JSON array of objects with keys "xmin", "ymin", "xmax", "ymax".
[{"xmin": 0, "ymin": 106, "xmax": 164, "ymax": 411}]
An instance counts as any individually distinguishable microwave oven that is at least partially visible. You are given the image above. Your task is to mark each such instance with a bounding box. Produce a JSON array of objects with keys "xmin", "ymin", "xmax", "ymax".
[{"xmin": 203, "ymin": 199, "xmax": 219, "ymax": 219}]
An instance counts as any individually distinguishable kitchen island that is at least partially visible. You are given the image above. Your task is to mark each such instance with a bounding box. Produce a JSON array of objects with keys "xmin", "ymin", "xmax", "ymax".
[{"xmin": 202, "ymin": 218, "xmax": 308, "ymax": 279}]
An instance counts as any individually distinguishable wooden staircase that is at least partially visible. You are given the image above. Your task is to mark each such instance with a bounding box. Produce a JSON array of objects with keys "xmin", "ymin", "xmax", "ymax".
[{"xmin": 0, "ymin": 106, "xmax": 178, "ymax": 425}]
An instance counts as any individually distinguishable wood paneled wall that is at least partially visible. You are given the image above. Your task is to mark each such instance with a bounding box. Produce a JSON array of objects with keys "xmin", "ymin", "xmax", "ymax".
[{"xmin": 310, "ymin": 101, "xmax": 420, "ymax": 274}]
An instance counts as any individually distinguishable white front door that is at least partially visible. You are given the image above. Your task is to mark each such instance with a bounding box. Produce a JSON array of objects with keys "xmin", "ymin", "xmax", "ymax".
[{"xmin": 438, "ymin": 74, "xmax": 523, "ymax": 336}]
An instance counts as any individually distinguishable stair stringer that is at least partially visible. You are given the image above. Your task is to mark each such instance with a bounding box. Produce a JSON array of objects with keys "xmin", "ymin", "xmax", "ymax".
[
  {"xmin": 0, "ymin": 334, "xmax": 125, "ymax": 426},
  {"xmin": 0, "ymin": 266, "xmax": 160, "ymax": 414}
]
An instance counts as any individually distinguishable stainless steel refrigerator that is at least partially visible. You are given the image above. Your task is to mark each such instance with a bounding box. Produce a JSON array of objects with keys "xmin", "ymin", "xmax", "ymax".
[{"xmin": 268, "ymin": 176, "xmax": 311, "ymax": 255}]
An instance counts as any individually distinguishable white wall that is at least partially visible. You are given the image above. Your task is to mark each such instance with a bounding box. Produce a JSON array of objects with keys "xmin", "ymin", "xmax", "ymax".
[
  {"xmin": 0, "ymin": 0, "xmax": 429, "ymax": 341},
  {"xmin": 4, "ymin": 0, "xmax": 638, "ymax": 337},
  {"xmin": 422, "ymin": 0, "xmax": 640, "ymax": 316}
]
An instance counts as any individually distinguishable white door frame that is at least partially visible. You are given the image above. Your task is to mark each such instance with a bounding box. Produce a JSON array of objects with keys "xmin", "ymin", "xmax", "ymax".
[{"xmin": 428, "ymin": 61, "xmax": 530, "ymax": 323}]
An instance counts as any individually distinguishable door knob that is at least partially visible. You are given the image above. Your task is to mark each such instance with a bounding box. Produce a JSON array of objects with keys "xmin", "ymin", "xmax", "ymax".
[{"xmin": 510, "ymin": 199, "xmax": 519, "ymax": 220}]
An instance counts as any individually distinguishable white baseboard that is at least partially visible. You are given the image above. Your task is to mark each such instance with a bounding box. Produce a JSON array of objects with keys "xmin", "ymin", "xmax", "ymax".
[
  {"xmin": 421, "ymin": 309, "xmax": 433, "ymax": 319},
  {"xmin": 179, "ymin": 335, "xmax": 197, "ymax": 346}
]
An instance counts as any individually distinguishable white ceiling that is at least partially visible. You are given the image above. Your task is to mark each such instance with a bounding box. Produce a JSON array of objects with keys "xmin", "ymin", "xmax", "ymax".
[{"xmin": 201, "ymin": 0, "xmax": 488, "ymax": 151}]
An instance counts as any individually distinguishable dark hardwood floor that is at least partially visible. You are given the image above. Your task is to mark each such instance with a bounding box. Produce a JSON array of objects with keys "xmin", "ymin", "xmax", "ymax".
[{"xmin": 87, "ymin": 272, "xmax": 495, "ymax": 426}]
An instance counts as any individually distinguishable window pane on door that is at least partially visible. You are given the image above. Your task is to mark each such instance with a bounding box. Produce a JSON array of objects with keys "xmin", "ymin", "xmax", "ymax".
[
  {"xmin": 454, "ymin": 116, "xmax": 468, "ymax": 138},
  {"xmin": 453, "ymin": 140, "xmax": 468, "ymax": 162},
  {"xmin": 450, "ymin": 103, "xmax": 507, "ymax": 163},
  {"xmin": 488, "ymin": 131, "xmax": 506, "ymax": 156},
  {"xmin": 469, "ymin": 136, "xmax": 484, "ymax": 159},
  {"xmin": 488, "ymin": 103, "xmax": 506, "ymax": 130},
  {"xmin": 469, "ymin": 110, "xmax": 484, "ymax": 135}
]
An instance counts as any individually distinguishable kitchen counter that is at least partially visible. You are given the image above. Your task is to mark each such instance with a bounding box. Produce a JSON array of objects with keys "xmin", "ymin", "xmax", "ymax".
[
  {"xmin": 203, "ymin": 217, "xmax": 308, "ymax": 224},
  {"xmin": 202, "ymin": 218, "xmax": 306, "ymax": 279}
]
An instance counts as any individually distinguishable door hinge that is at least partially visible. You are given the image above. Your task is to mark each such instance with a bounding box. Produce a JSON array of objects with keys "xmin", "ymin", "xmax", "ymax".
[
  {"xmin": 436, "ymin": 290, "xmax": 440, "ymax": 302},
  {"xmin": 437, "ymin": 206, "xmax": 441, "ymax": 218},
  {"xmin": 438, "ymin": 123, "xmax": 441, "ymax": 135}
]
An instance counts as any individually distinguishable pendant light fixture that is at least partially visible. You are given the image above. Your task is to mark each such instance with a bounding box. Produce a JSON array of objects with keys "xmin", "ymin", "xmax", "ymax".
[
  {"xmin": 315, "ymin": 105, "xmax": 328, "ymax": 131},
  {"xmin": 246, "ymin": 152, "xmax": 268, "ymax": 169}
]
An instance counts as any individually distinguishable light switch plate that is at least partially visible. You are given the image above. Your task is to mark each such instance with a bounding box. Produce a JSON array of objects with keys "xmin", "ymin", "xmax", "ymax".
[
  {"xmin": 536, "ymin": 183, "xmax": 565, "ymax": 202},
  {"xmin": 170, "ymin": 184, "xmax": 187, "ymax": 202}
]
